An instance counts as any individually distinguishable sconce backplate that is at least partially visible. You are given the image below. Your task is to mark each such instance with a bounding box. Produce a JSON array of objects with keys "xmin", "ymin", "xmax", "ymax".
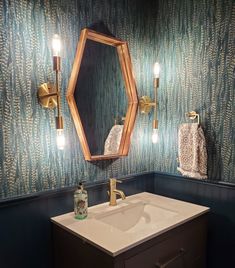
[
  {"xmin": 139, "ymin": 96, "xmax": 155, "ymax": 114},
  {"xmin": 38, "ymin": 83, "xmax": 57, "ymax": 109}
]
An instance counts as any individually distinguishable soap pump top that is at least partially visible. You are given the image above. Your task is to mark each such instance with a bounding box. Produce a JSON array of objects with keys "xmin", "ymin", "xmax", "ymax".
[{"xmin": 78, "ymin": 181, "xmax": 84, "ymax": 190}]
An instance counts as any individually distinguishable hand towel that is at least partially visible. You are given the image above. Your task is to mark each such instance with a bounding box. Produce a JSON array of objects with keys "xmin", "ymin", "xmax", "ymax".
[
  {"xmin": 104, "ymin": 125, "xmax": 124, "ymax": 155},
  {"xmin": 177, "ymin": 123, "xmax": 207, "ymax": 179}
]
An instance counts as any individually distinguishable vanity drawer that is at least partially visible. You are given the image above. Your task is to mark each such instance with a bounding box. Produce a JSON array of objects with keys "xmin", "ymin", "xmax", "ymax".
[{"xmin": 124, "ymin": 216, "xmax": 207, "ymax": 268}]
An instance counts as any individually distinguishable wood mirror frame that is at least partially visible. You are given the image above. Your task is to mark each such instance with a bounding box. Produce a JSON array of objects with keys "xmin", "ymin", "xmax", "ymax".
[{"xmin": 67, "ymin": 28, "xmax": 138, "ymax": 161}]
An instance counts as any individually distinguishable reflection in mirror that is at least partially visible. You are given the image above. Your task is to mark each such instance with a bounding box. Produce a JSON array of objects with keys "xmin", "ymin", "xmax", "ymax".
[
  {"xmin": 74, "ymin": 39, "xmax": 128, "ymax": 156},
  {"xmin": 67, "ymin": 28, "xmax": 138, "ymax": 161}
]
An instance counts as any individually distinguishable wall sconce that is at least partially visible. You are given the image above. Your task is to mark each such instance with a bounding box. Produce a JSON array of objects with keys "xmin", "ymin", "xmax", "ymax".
[
  {"xmin": 38, "ymin": 34, "xmax": 65, "ymax": 150},
  {"xmin": 139, "ymin": 62, "xmax": 160, "ymax": 143}
]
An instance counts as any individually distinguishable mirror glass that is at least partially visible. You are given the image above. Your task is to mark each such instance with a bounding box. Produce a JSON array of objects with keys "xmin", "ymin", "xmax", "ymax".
[
  {"xmin": 74, "ymin": 39, "xmax": 128, "ymax": 156},
  {"xmin": 67, "ymin": 29, "xmax": 138, "ymax": 161}
]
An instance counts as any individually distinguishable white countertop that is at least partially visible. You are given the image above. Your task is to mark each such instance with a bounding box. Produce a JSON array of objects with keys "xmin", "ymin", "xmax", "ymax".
[{"xmin": 51, "ymin": 192, "xmax": 209, "ymax": 256}]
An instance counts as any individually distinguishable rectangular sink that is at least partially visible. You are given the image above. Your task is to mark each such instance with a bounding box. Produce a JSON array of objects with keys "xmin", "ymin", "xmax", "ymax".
[
  {"xmin": 51, "ymin": 192, "xmax": 209, "ymax": 256},
  {"xmin": 95, "ymin": 201, "xmax": 178, "ymax": 232}
]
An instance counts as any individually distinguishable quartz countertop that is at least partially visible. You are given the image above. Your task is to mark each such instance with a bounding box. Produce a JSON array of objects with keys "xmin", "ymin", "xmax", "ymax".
[{"xmin": 51, "ymin": 192, "xmax": 209, "ymax": 256}]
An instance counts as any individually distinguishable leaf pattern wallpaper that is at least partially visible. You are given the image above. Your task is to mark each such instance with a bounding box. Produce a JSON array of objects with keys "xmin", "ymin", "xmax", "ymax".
[{"xmin": 0, "ymin": 0, "xmax": 234, "ymax": 198}]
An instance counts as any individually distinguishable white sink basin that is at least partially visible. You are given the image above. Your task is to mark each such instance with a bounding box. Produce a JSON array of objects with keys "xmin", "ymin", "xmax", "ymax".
[
  {"xmin": 95, "ymin": 201, "xmax": 177, "ymax": 232},
  {"xmin": 51, "ymin": 192, "xmax": 209, "ymax": 256}
]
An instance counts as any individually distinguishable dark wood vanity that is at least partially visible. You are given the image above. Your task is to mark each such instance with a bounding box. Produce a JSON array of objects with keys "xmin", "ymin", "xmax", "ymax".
[{"xmin": 52, "ymin": 213, "xmax": 208, "ymax": 268}]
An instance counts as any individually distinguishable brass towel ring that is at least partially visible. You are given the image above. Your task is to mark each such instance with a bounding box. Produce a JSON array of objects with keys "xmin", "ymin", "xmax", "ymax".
[{"xmin": 185, "ymin": 111, "xmax": 200, "ymax": 124}]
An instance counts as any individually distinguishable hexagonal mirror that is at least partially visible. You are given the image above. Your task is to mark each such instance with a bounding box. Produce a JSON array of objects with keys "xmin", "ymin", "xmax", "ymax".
[{"xmin": 67, "ymin": 28, "xmax": 138, "ymax": 161}]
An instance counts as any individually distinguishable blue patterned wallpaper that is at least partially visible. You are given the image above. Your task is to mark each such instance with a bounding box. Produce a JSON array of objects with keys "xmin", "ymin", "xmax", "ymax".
[
  {"xmin": 75, "ymin": 39, "xmax": 127, "ymax": 155},
  {"xmin": 0, "ymin": 0, "xmax": 234, "ymax": 199},
  {"xmin": 154, "ymin": 0, "xmax": 235, "ymax": 182}
]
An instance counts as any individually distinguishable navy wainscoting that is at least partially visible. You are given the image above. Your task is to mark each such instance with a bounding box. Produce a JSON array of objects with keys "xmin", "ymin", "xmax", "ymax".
[
  {"xmin": 1, "ymin": 172, "xmax": 235, "ymax": 268},
  {"xmin": 154, "ymin": 172, "xmax": 235, "ymax": 268},
  {"xmin": 0, "ymin": 172, "xmax": 154, "ymax": 268}
]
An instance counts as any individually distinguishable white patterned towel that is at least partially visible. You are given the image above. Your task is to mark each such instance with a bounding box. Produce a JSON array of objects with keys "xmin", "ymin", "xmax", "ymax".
[
  {"xmin": 177, "ymin": 123, "xmax": 207, "ymax": 179},
  {"xmin": 104, "ymin": 125, "xmax": 124, "ymax": 155}
]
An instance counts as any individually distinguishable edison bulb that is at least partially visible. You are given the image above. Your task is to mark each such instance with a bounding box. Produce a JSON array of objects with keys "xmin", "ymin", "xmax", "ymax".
[
  {"xmin": 52, "ymin": 34, "xmax": 61, "ymax": 56},
  {"xmin": 57, "ymin": 129, "xmax": 65, "ymax": 150},
  {"xmin": 153, "ymin": 62, "xmax": 160, "ymax": 78},
  {"xmin": 152, "ymin": 128, "xmax": 159, "ymax": 144}
]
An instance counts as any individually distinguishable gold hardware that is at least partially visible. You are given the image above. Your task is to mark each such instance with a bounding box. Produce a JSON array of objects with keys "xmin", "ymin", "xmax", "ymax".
[
  {"xmin": 139, "ymin": 96, "xmax": 156, "ymax": 114},
  {"xmin": 139, "ymin": 77, "xmax": 159, "ymax": 118},
  {"xmin": 154, "ymin": 77, "xmax": 159, "ymax": 88},
  {"xmin": 153, "ymin": 119, "xmax": 158, "ymax": 129},
  {"xmin": 53, "ymin": 56, "xmax": 61, "ymax": 71},
  {"xmin": 38, "ymin": 83, "xmax": 58, "ymax": 109},
  {"xmin": 153, "ymin": 77, "xmax": 159, "ymax": 124},
  {"xmin": 37, "ymin": 35, "xmax": 65, "ymax": 150},
  {"xmin": 185, "ymin": 111, "xmax": 200, "ymax": 124},
  {"xmin": 109, "ymin": 178, "xmax": 126, "ymax": 206},
  {"xmin": 140, "ymin": 66, "xmax": 160, "ymax": 143},
  {"xmin": 56, "ymin": 116, "xmax": 63, "ymax": 129}
]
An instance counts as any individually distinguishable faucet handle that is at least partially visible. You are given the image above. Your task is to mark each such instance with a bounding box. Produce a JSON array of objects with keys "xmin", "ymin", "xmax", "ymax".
[{"xmin": 116, "ymin": 179, "xmax": 122, "ymax": 184}]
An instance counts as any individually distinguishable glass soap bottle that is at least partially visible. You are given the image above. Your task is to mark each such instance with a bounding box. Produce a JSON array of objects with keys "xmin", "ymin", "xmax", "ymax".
[{"xmin": 74, "ymin": 181, "xmax": 88, "ymax": 220}]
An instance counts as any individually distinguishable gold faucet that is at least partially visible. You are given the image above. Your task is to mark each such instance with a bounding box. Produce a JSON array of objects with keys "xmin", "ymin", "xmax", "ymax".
[{"xmin": 108, "ymin": 178, "xmax": 126, "ymax": 206}]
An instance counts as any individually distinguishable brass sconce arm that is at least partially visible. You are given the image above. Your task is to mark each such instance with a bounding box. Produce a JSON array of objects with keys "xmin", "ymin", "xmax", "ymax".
[
  {"xmin": 139, "ymin": 77, "xmax": 159, "ymax": 115},
  {"xmin": 39, "ymin": 91, "xmax": 58, "ymax": 99},
  {"xmin": 153, "ymin": 77, "xmax": 159, "ymax": 129},
  {"xmin": 37, "ymin": 34, "xmax": 65, "ymax": 150},
  {"xmin": 139, "ymin": 61, "xmax": 160, "ymax": 144}
]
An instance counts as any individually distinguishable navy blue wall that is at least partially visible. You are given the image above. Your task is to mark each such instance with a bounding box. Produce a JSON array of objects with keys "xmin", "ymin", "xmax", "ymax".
[
  {"xmin": 154, "ymin": 172, "xmax": 235, "ymax": 268},
  {"xmin": 0, "ymin": 173, "xmax": 154, "ymax": 268},
  {"xmin": 0, "ymin": 172, "xmax": 235, "ymax": 268}
]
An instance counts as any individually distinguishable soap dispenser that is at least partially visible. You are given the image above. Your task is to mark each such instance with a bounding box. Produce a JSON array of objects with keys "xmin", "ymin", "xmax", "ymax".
[{"xmin": 74, "ymin": 181, "xmax": 88, "ymax": 220}]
